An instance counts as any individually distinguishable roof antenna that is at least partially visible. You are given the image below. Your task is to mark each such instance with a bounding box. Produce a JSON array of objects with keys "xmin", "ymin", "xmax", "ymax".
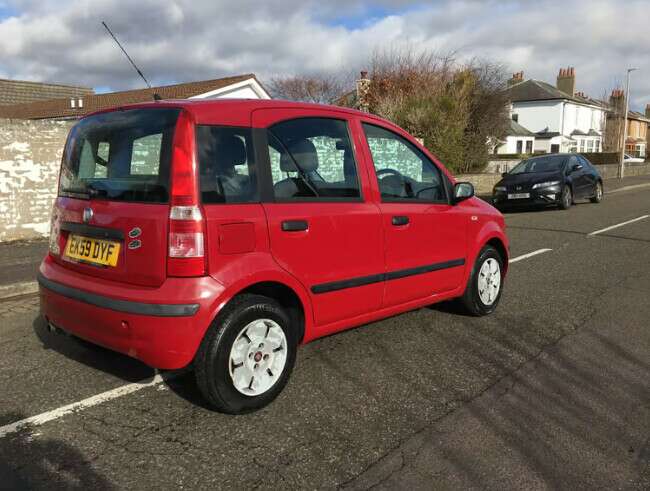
[{"xmin": 101, "ymin": 21, "xmax": 162, "ymax": 101}]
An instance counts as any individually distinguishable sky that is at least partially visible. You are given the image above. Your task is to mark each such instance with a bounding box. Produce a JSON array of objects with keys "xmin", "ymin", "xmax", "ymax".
[{"xmin": 0, "ymin": 0, "xmax": 648, "ymax": 111}]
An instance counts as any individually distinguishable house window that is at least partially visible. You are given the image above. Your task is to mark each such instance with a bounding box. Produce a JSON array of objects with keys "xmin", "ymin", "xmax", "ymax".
[
  {"xmin": 551, "ymin": 144, "xmax": 560, "ymax": 153},
  {"xmin": 516, "ymin": 140, "xmax": 523, "ymax": 153},
  {"xmin": 586, "ymin": 139, "xmax": 594, "ymax": 152},
  {"xmin": 594, "ymin": 139, "xmax": 601, "ymax": 153},
  {"xmin": 512, "ymin": 114, "xmax": 519, "ymax": 122},
  {"xmin": 526, "ymin": 140, "xmax": 533, "ymax": 153},
  {"xmin": 579, "ymin": 139, "xmax": 585, "ymax": 152}
]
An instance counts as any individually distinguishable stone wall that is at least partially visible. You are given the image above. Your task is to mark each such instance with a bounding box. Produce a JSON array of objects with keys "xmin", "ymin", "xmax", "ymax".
[{"xmin": 0, "ymin": 118, "xmax": 73, "ymax": 242}]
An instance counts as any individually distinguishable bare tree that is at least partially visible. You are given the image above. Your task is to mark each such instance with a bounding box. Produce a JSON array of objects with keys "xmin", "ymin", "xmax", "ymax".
[{"xmin": 267, "ymin": 73, "xmax": 351, "ymax": 104}]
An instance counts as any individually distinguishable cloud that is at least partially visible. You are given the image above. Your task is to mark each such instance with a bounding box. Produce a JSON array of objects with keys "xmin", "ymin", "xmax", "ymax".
[{"xmin": 0, "ymin": 0, "xmax": 648, "ymax": 110}]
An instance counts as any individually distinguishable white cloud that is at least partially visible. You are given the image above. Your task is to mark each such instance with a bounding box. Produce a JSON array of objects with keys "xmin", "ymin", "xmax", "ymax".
[{"xmin": 0, "ymin": 0, "xmax": 648, "ymax": 110}]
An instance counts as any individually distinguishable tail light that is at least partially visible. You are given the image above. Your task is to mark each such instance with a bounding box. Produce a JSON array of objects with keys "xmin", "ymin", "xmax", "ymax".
[
  {"xmin": 167, "ymin": 110, "xmax": 207, "ymax": 277},
  {"xmin": 49, "ymin": 201, "xmax": 62, "ymax": 256}
]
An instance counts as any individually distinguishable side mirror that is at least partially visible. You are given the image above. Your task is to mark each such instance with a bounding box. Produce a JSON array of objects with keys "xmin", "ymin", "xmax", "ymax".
[
  {"xmin": 501, "ymin": 172, "xmax": 508, "ymax": 177},
  {"xmin": 453, "ymin": 182, "xmax": 474, "ymax": 204},
  {"xmin": 572, "ymin": 163, "xmax": 583, "ymax": 173}
]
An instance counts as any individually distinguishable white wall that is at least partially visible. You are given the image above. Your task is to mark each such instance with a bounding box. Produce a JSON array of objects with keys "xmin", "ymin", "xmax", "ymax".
[
  {"xmin": 512, "ymin": 100, "xmax": 562, "ymax": 133},
  {"xmin": 497, "ymin": 135, "xmax": 536, "ymax": 154},
  {"xmin": 562, "ymin": 103, "xmax": 606, "ymax": 135}
]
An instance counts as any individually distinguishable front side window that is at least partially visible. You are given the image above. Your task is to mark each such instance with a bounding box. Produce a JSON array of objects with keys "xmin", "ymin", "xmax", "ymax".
[
  {"xmin": 267, "ymin": 118, "xmax": 360, "ymax": 200},
  {"xmin": 196, "ymin": 126, "xmax": 257, "ymax": 204},
  {"xmin": 362, "ymin": 123, "xmax": 446, "ymax": 202},
  {"xmin": 516, "ymin": 140, "xmax": 523, "ymax": 154}
]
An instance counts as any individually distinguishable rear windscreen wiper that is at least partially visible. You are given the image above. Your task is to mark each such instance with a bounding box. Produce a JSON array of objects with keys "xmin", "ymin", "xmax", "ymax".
[{"xmin": 61, "ymin": 186, "xmax": 103, "ymax": 198}]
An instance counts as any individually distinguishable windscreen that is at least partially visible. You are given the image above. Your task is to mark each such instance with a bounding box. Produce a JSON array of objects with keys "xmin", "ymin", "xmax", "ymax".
[
  {"xmin": 509, "ymin": 155, "xmax": 567, "ymax": 175},
  {"xmin": 59, "ymin": 108, "xmax": 180, "ymax": 203}
]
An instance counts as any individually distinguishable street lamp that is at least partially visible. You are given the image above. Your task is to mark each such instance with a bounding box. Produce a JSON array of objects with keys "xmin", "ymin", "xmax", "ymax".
[{"xmin": 619, "ymin": 68, "xmax": 638, "ymax": 178}]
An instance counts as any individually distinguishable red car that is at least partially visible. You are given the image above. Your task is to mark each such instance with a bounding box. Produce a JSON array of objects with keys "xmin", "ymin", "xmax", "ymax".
[{"xmin": 39, "ymin": 99, "xmax": 509, "ymax": 413}]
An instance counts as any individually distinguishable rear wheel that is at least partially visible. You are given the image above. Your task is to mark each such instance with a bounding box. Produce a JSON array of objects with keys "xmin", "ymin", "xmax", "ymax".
[
  {"xmin": 460, "ymin": 245, "xmax": 504, "ymax": 316},
  {"xmin": 590, "ymin": 181, "xmax": 603, "ymax": 203},
  {"xmin": 559, "ymin": 185, "xmax": 572, "ymax": 210},
  {"xmin": 194, "ymin": 294, "xmax": 297, "ymax": 414}
]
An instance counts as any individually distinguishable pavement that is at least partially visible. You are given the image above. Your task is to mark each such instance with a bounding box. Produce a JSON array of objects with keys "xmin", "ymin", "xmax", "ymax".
[{"xmin": 0, "ymin": 177, "xmax": 649, "ymax": 489}]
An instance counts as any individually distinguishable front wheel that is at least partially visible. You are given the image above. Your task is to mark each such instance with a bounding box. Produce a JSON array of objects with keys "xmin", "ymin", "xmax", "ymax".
[
  {"xmin": 590, "ymin": 181, "xmax": 603, "ymax": 203},
  {"xmin": 460, "ymin": 245, "xmax": 504, "ymax": 316},
  {"xmin": 559, "ymin": 185, "xmax": 572, "ymax": 210},
  {"xmin": 194, "ymin": 294, "xmax": 297, "ymax": 414}
]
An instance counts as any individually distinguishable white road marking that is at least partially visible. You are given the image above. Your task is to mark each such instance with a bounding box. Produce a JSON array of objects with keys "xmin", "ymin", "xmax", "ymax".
[
  {"xmin": 0, "ymin": 371, "xmax": 168, "ymax": 439},
  {"xmin": 509, "ymin": 248, "xmax": 553, "ymax": 264},
  {"xmin": 588, "ymin": 215, "xmax": 649, "ymax": 236}
]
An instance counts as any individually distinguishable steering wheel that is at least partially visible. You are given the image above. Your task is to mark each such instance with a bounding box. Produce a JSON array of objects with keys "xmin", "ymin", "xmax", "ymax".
[{"xmin": 376, "ymin": 168, "xmax": 403, "ymax": 179}]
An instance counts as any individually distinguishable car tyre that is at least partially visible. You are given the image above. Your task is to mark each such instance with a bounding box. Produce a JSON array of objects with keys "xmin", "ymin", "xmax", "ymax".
[
  {"xmin": 590, "ymin": 181, "xmax": 603, "ymax": 203},
  {"xmin": 194, "ymin": 294, "xmax": 297, "ymax": 414},
  {"xmin": 460, "ymin": 245, "xmax": 504, "ymax": 316},
  {"xmin": 559, "ymin": 185, "xmax": 572, "ymax": 210}
]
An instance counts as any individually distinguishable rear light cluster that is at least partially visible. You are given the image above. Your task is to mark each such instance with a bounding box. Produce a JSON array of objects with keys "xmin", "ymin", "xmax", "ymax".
[
  {"xmin": 167, "ymin": 110, "xmax": 207, "ymax": 277},
  {"xmin": 49, "ymin": 202, "xmax": 62, "ymax": 256}
]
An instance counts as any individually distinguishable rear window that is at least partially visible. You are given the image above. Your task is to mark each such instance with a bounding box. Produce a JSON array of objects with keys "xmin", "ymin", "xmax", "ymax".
[{"xmin": 59, "ymin": 108, "xmax": 180, "ymax": 203}]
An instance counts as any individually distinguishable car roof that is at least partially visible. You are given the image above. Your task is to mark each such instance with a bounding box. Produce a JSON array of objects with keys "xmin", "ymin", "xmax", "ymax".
[{"xmin": 84, "ymin": 98, "xmax": 384, "ymax": 127}]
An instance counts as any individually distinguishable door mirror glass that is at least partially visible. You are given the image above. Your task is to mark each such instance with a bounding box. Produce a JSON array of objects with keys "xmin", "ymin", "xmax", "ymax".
[{"xmin": 453, "ymin": 182, "xmax": 474, "ymax": 203}]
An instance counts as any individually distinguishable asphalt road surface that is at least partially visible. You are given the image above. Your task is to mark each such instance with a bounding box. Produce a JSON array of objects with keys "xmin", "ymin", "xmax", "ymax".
[{"xmin": 1, "ymin": 185, "xmax": 649, "ymax": 489}]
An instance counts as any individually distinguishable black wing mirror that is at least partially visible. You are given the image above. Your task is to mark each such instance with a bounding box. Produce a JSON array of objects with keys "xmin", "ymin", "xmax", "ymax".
[
  {"xmin": 571, "ymin": 163, "xmax": 583, "ymax": 173},
  {"xmin": 453, "ymin": 182, "xmax": 474, "ymax": 204},
  {"xmin": 501, "ymin": 172, "xmax": 508, "ymax": 177}
]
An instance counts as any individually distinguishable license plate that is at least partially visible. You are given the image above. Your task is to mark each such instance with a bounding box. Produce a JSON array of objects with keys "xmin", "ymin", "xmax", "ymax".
[
  {"xmin": 64, "ymin": 234, "xmax": 120, "ymax": 267},
  {"xmin": 507, "ymin": 193, "xmax": 530, "ymax": 199}
]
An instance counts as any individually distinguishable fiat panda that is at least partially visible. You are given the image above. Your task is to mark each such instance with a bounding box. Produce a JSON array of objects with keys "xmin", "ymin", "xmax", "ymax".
[{"xmin": 40, "ymin": 99, "xmax": 509, "ymax": 413}]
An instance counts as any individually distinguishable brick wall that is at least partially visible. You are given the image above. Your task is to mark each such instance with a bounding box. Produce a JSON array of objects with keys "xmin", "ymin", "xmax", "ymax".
[{"xmin": 0, "ymin": 118, "xmax": 73, "ymax": 242}]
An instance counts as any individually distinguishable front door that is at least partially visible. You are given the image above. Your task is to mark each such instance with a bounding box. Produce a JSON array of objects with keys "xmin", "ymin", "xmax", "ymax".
[
  {"xmin": 359, "ymin": 121, "xmax": 468, "ymax": 308},
  {"xmin": 253, "ymin": 110, "xmax": 384, "ymax": 327}
]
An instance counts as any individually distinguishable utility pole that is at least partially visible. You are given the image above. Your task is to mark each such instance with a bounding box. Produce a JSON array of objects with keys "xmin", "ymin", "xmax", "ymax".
[{"xmin": 619, "ymin": 68, "xmax": 637, "ymax": 178}]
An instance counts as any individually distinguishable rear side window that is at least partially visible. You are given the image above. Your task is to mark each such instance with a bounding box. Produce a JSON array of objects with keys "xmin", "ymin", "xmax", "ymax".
[
  {"xmin": 266, "ymin": 118, "xmax": 361, "ymax": 200},
  {"xmin": 60, "ymin": 108, "xmax": 179, "ymax": 203},
  {"xmin": 196, "ymin": 126, "xmax": 258, "ymax": 204}
]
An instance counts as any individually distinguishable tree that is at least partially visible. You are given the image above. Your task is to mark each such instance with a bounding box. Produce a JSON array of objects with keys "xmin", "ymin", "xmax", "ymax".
[{"xmin": 267, "ymin": 74, "xmax": 351, "ymax": 104}]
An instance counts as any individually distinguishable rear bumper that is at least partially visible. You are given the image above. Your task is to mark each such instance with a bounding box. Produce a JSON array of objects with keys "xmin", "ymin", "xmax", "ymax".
[{"xmin": 39, "ymin": 255, "xmax": 224, "ymax": 369}]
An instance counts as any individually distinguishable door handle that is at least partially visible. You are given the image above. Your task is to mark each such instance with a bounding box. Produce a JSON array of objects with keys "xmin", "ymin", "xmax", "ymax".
[
  {"xmin": 281, "ymin": 220, "xmax": 308, "ymax": 232},
  {"xmin": 392, "ymin": 216, "xmax": 409, "ymax": 226}
]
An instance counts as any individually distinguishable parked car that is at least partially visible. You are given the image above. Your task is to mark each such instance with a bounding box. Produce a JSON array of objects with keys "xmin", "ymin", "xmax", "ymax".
[
  {"xmin": 492, "ymin": 153, "xmax": 603, "ymax": 210},
  {"xmin": 624, "ymin": 154, "xmax": 645, "ymax": 164},
  {"xmin": 39, "ymin": 99, "xmax": 509, "ymax": 413}
]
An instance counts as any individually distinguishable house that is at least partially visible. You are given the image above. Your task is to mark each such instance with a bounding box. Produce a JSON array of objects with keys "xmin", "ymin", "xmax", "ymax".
[
  {"xmin": 604, "ymin": 90, "xmax": 649, "ymax": 158},
  {"xmin": 0, "ymin": 74, "xmax": 270, "ymax": 120},
  {"xmin": 0, "ymin": 78, "xmax": 93, "ymax": 106},
  {"xmin": 493, "ymin": 118, "xmax": 537, "ymax": 155},
  {"xmin": 507, "ymin": 68, "xmax": 608, "ymax": 154}
]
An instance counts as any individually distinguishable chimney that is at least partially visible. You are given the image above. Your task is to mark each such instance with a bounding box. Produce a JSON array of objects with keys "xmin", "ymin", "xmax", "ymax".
[
  {"xmin": 609, "ymin": 89, "xmax": 625, "ymax": 113},
  {"xmin": 356, "ymin": 70, "xmax": 371, "ymax": 113},
  {"xmin": 646, "ymin": 104, "xmax": 650, "ymax": 119},
  {"xmin": 557, "ymin": 67, "xmax": 576, "ymax": 96},
  {"xmin": 507, "ymin": 71, "xmax": 524, "ymax": 87}
]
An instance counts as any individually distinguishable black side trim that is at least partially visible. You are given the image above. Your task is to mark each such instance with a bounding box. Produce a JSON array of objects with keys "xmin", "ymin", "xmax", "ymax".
[
  {"xmin": 311, "ymin": 258, "xmax": 466, "ymax": 294},
  {"xmin": 38, "ymin": 273, "xmax": 199, "ymax": 317},
  {"xmin": 311, "ymin": 273, "xmax": 385, "ymax": 294},
  {"xmin": 61, "ymin": 222, "xmax": 124, "ymax": 241},
  {"xmin": 385, "ymin": 258, "xmax": 466, "ymax": 281}
]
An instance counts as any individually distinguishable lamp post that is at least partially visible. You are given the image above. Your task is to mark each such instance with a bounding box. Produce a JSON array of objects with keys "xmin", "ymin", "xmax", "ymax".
[{"xmin": 619, "ymin": 68, "xmax": 638, "ymax": 178}]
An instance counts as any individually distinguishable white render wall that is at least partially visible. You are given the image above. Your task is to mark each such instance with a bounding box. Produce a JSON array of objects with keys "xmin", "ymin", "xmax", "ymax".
[
  {"xmin": 497, "ymin": 135, "xmax": 536, "ymax": 154},
  {"xmin": 512, "ymin": 100, "xmax": 562, "ymax": 133},
  {"xmin": 562, "ymin": 103, "xmax": 606, "ymax": 135}
]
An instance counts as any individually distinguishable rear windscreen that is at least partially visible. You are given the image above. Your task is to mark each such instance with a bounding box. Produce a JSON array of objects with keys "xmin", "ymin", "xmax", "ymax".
[{"xmin": 59, "ymin": 108, "xmax": 180, "ymax": 203}]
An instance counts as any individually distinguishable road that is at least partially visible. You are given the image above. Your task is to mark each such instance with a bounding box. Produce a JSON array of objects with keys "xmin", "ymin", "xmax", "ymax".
[{"xmin": 1, "ymin": 183, "xmax": 649, "ymax": 489}]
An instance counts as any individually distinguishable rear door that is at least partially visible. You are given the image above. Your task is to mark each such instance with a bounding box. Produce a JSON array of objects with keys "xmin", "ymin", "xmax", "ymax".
[
  {"xmin": 52, "ymin": 108, "xmax": 179, "ymax": 287},
  {"xmin": 359, "ymin": 121, "xmax": 468, "ymax": 307},
  {"xmin": 253, "ymin": 109, "xmax": 384, "ymax": 327}
]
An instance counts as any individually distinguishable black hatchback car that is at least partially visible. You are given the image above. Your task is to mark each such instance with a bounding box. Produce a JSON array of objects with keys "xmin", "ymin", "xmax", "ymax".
[{"xmin": 492, "ymin": 154, "xmax": 603, "ymax": 210}]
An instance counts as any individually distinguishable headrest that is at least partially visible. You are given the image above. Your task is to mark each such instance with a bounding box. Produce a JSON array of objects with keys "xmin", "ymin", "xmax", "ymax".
[
  {"xmin": 280, "ymin": 138, "xmax": 319, "ymax": 172},
  {"xmin": 215, "ymin": 135, "xmax": 246, "ymax": 171}
]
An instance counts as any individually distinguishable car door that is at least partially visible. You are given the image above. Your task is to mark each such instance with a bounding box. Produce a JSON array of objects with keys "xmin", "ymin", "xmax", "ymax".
[
  {"xmin": 578, "ymin": 156, "xmax": 598, "ymax": 195},
  {"xmin": 567, "ymin": 155, "xmax": 589, "ymax": 197},
  {"xmin": 359, "ymin": 120, "xmax": 468, "ymax": 308},
  {"xmin": 253, "ymin": 109, "xmax": 384, "ymax": 328}
]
